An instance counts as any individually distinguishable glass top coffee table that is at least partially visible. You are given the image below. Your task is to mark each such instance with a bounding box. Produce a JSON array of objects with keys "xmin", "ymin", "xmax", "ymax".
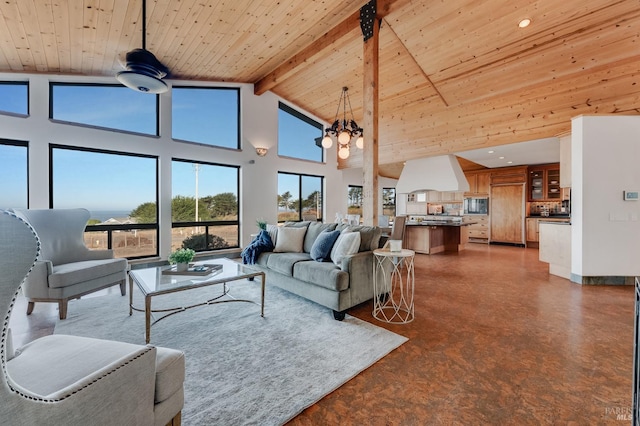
[{"xmin": 128, "ymin": 258, "xmax": 265, "ymax": 343}]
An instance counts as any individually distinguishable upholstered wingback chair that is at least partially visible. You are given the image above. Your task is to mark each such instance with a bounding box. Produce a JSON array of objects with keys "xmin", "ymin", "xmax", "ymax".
[
  {"xmin": 10, "ymin": 208, "xmax": 128, "ymax": 319},
  {"xmin": 0, "ymin": 210, "xmax": 185, "ymax": 426}
]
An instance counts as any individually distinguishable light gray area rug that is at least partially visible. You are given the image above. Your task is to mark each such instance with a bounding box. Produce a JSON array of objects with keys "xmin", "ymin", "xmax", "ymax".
[{"xmin": 54, "ymin": 279, "xmax": 407, "ymax": 425}]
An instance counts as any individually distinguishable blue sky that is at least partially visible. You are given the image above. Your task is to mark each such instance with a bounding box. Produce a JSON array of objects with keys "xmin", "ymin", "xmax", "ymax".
[{"xmin": 1, "ymin": 82, "xmax": 324, "ymax": 213}]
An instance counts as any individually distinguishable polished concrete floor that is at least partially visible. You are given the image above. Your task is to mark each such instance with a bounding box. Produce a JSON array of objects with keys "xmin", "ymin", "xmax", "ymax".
[{"xmin": 9, "ymin": 244, "xmax": 636, "ymax": 425}]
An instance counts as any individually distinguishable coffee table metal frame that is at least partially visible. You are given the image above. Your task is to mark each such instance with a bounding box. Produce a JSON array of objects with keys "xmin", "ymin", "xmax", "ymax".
[
  {"xmin": 129, "ymin": 259, "xmax": 265, "ymax": 343},
  {"xmin": 372, "ymin": 248, "xmax": 416, "ymax": 324}
]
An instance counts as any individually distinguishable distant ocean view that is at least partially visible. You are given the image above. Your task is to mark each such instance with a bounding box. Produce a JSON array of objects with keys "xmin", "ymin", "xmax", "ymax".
[{"xmin": 88, "ymin": 210, "xmax": 132, "ymax": 222}]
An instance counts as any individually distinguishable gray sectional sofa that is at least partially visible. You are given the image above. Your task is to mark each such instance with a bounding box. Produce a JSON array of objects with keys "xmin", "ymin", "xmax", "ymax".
[{"xmin": 252, "ymin": 221, "xmax": 382, "ymax": 320}]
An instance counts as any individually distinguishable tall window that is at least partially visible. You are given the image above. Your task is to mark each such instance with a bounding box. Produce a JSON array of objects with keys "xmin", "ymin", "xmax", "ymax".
[
  {"xmin": 0, "ymin": 139, "xmax": 28, "ymax": 209},
  {"xmin": 172, "ymin": 87, "xmax": 240, "ymax": 149},
  {"xmin": 278, "ymin": 172, "xmax": 323, "ymax": 222},
  {"xmin": 347, "ymin": 185, "xmax": 363, "ymax": 217},
  {"xmin": 50, "ymin": 83, "xmax": 158, "ymax": 135},
  {"xmin": 0, "ymin": 82, "xmax": 28, "ymax": 116},
  {"xmin": 50, "ymin": 145, "xmax": 158, "ymax": 258},
  {"xmin": 171, "ymin": 159, "xmax": 239, "ymax": 252},
  {"xmin": 278, "ymin": 102, "xmax": 323, "ymax": 162},
  {"xmin": 383, "ymin": 187, "xmax": 396, "ymax": 218}
]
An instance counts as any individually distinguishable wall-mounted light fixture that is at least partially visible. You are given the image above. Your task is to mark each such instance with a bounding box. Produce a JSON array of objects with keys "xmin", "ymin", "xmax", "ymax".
[{"xmin": 255, "ymin": 147, "xmax": 268, "ymax": 157}]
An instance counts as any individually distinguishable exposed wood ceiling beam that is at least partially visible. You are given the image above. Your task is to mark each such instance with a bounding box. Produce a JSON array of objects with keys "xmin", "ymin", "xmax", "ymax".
[
  {"xmin": 383, "ymin": 18, "xmax": 449, "ymax": 107},
  {"xmin": 253, "ymin": 0, "xmax": 412, "ymax": 96},
  {"xmin": 253, "ymin": 11, "xmax": 360, "ymax": 95}
]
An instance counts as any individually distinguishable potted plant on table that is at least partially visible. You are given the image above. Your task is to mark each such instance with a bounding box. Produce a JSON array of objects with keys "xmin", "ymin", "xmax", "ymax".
[{"xmin": 168, "ymin": 248, "xmax": 196, "ymax": 272}]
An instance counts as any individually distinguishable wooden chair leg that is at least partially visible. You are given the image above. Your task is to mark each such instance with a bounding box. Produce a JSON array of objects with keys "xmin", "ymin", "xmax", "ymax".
[
  {"xmin": 119, "ymin": 280, "xmax": 126, "ymax": 296},
  {"xmin": 58, "ymin": 300, "xmax": 68, "ymax": 320},
  {"xmin": 165, "ymin": 412, "xmax": 181, "ymax": 426},
  {"xmin": 26, "ymin": 301, "xmax": 35, "ymax": 315}
]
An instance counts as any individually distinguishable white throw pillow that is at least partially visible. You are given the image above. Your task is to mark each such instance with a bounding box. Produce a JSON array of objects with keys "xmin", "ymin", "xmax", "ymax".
[
  {"xmin": 273, "ymin": 226, "xmax": 307, "ymax": 253},
  {"xmin": 330, "ymin": 231, "xmax": 361, "ymax": 266}
]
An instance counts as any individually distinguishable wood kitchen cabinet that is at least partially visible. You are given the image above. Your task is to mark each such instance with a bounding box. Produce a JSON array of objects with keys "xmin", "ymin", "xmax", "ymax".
[
  {"xmin": 490, "ymin": 183, "xmax": 525, "ymax": 245},
  {"xmin": 464, "ymin": 171, "xmax": 490, "ymax": 196},
  {"xmin": 528, "ymin": 163, "xmax": 561, "ymax": 201},
  {"xmin": 526, "ymin": 217, "xmax": 571, "ymax": 247},
  {"xmin": 463, "ymin": 215, "xmax": 489, "ymax": 243},
  {"xmin": 404, "ymin": 225, "xmax": 431, "ymax": 254}
]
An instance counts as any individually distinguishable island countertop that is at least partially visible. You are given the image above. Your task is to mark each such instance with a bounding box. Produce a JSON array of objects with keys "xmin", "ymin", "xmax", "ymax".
[
  {"xmin": 406, "ymin": 221, "xmax": 475, "ymax": 227},
  {"xmin": 404, "ymin": 222, "xmax": 471, "ymax": 254}
]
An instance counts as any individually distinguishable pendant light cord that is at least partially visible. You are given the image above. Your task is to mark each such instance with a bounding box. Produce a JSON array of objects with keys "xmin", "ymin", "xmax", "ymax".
[{"xmin": 141, "ymin": 0, "xmax": 147, "ymax": 50}]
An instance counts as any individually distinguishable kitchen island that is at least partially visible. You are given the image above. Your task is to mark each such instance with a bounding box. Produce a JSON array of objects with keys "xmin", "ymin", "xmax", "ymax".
[
  {"xmin": 539, "ymin": 220, "xmax": 571, "ymax": 279},
  {"xmin": 404, "ymin": 221, "xmax": 473, "ymax": 254}
]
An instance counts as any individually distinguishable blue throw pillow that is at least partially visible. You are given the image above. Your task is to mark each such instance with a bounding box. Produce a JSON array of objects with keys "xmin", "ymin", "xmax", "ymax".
[{"xmin": 310, "ymin": 229, "xmax": 340, "ymax": 262}]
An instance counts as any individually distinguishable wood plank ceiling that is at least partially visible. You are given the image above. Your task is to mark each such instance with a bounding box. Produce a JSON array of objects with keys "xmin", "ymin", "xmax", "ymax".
[{"xmin": 1, "ymin": 0, "xmax": 639, "ymax": 178}]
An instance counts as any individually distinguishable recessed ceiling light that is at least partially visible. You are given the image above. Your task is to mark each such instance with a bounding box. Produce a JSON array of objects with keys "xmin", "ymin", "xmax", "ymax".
[
  {"xmin": 507, "ymin": 161, "xmax": 513, "ymax": 164},
  {"xmin": 499, "ymin": 156, "xmax": 505, "ymax": 159},
  {"xmin": 519, "ymin": 18, "xmax": 531, "ymax": 28},
  {"xmin": 488, "ymin": 150, "xmax": 494, "ymax": 154}
]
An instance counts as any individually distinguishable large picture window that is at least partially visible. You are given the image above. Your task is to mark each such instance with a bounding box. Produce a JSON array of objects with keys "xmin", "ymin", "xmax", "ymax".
[
  {"xmin": 50, "ymin": 145, "xmax": 158, "ymax": 259},
  {"xmin": 347, "ymin": 185, "xmax": 363, "ymax": 217},
  {"xmin": 278, "ymin": 172, "xmax": 323, "ymax": 222},
  {"xmin": 172, "ymin": 87, "xmax": 240, "ymax": 149},
  {"xmin": 278, "ymin": 102, "xmax": 323, "ymax": 162},
  {"xmin": 171, "ymin": 159, "xmax": 239, "ymax": 252},
  {"xmin": 0, "ymin": 139, "xmax": 28, "ymax": 209},
  {"xmin": 0, "ymin": 81, "xmax": 28, "ymax": 116},
  {"xmin": 50, "ymin": 83, "xmax": 158, "ymax": 135}
]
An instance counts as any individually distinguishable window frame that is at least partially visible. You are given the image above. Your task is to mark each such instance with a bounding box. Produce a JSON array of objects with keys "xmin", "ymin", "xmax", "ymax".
[
  {"xmin": 171, "ymin": 86, "xmax": 241, "ymax": 149},
  {"xmin": 49, "ymin": 82, "xmax": 160, "ymax": 136},
  {"xmin": 277, "ymin": 102, "xmax": 324, "ymax": 163},
  {"xmin": 171, "ymin": 158, "xmax": 241, "ymax": 252},
  {"xmin": 0, "ymin": 138, "xmax": 29, "ymax": 209},
  {"xmin": 382, "ymin": 187, "xmax": 397, "ymax": 218},
  {"xmin": 277, "ymin": 171, "xmax": 324, "ymax": 223},
  {"xmin": 0, "ymin": 81, "xmax": 29, "ymax": 117},
  {"xmin": 49, "ymin": 144, "xmax": 160, "ymax": 259}
]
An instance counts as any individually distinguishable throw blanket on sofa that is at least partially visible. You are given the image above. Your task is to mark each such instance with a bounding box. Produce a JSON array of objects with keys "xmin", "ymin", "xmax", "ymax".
[{"xmin": 241, "ymin": 230, "xmax": 274, "ymax": 264}]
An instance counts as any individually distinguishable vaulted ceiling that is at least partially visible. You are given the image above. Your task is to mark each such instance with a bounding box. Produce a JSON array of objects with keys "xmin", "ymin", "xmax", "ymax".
[{"xmin": 1, "ymin": 0, "xmax": 639, "ymax": 178}]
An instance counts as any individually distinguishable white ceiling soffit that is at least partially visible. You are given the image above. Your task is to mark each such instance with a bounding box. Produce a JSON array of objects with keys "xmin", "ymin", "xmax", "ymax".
[
  {"xmin": 455, "ymin": 137, "xmax": 560, "ymax": 168},
  {"xmin": 396, "ymin": 155, "xmax": 470, "ymax": 194}
]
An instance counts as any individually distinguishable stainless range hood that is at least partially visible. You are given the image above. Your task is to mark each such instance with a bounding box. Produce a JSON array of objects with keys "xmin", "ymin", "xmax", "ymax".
[{"xmin": 395, "ymin": 155, "xmax": 470, "ymax": 194}]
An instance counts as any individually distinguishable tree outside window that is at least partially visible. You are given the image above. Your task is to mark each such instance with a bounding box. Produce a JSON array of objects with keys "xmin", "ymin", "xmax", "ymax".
[{"xmin": 278, "ymin": 172, "xmax": 323, "ymax": 222}]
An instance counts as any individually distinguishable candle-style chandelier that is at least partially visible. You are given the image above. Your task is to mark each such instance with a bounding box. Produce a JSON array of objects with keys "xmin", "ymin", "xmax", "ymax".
[{"xmin": 321, "ymin": 87, "xmax": 363, "ymax": 159}]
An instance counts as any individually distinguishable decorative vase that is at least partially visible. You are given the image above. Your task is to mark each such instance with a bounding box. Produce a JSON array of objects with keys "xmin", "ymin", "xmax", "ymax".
[{"xmin": 176, "ymin": 262, "xmax": 189, "ymax": 272}]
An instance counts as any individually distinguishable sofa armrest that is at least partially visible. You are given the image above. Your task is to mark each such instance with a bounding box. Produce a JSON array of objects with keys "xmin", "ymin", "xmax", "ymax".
[
  {"xmin": 341, "ymin": 250, "xmax": 373, "ymax": 273},
  {"xmin": 341, "ymin": 250, "xmax": 377, "ymax": 305},
  {"xmin": 6, "ymin": 336, "xmax": 159, "ymax": 424},
  {"xmin": 21, "ymin": 260, "xmax": 53, "ymax": 299}
]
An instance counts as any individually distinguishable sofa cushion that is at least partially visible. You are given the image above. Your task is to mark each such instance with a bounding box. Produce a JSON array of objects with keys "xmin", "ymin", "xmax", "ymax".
[
  {"xmin": 7, "ymin": 335, "xmax": 152, "ymax": 396},
  {"xmin": 336, "ymin": 224, "xmax": 381, "ymax": 252},
  {"xmin": 309, "ymin": 229, "xmax": 340, "ymax": 262},
  {"xmin": 266, "ymin": 252, "xmax": 312, "ymax": 276},
  {"xmin": 303, "ymin": 222, "xmax": 337, "ymax": 253},
  {"xmin": 273, "ymin": 227, "xmax": 307, "ymax": 253},
  {"xmin": 330, "ymin": 231, "xmax": 361, "ymax": 266},
  {"xmin": 48, "ymin": 258, "xmax": 127, "ymax": 289},
  {"xmin": 293, "ymin": 261, "xmax": 349, "ymax": 291}
]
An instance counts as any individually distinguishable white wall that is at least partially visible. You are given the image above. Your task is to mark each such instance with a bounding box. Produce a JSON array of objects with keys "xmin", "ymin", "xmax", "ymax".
[
  {"xmin": 0, "ymin": 72, "xmax": 345, "ymax": 259},
  {"xmin": 571, "ymin": 115, "xmax": 640, "ymax": 278}
]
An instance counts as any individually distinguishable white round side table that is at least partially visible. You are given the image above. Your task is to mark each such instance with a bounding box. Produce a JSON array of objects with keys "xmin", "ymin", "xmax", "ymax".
[{"xmin": 372, "ymin": 248, "xmax": 415, "ymax": 324}]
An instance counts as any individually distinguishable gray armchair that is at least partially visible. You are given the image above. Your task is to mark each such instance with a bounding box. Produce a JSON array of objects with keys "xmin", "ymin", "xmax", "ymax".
[
  {"xmin": 10, "ymin": 208, "xmax": 128, "ymax": 319},
  {"xmin": 0, "ymin": 210, "xmax": 185, "ymax": 426}
]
